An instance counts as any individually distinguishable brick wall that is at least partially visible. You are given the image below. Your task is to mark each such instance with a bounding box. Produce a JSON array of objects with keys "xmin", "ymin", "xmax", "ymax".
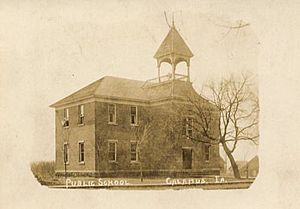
[
  {"xmin": 55, "ymin": 102, "xmax": 96, "ymax": 174},
  {"xmin": 94, "ymin": 100, "xmax": 221, "ymax": 173},
  {"xmin": 54, "ymin": 98, "xmax": 221, "ymax": 176},
  {"xmin": 95, "ymin": 102, "xmax": 148, "ymax": 172}
]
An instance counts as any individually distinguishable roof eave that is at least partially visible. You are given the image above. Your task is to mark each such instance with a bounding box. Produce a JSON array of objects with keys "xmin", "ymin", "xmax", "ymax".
[
  {"xmin": 153, "ymin": 52, "xmax": 194, "ymax": 60},
  {"xmin": 49, "ymin": 95, "xmax": 95, "ymax": 108}
]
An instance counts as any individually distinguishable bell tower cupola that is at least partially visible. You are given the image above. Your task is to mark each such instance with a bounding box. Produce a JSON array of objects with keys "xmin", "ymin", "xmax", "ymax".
[{"xmin": 154, "ymin": 20, "xmax": 193, "ymax": 82}]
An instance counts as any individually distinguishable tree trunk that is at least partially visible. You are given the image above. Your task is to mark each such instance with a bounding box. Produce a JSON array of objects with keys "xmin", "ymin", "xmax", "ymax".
[
  {"xmin": 227, "ymin": 151, "xmax": 241, "ymax": 179},
  {"xmin": 140, "ymin": 163, "xmax": 143, "ymax": 182},
  {"xmin": 222, "ymin": 141, "xmax": 241, "ymax": 179}
]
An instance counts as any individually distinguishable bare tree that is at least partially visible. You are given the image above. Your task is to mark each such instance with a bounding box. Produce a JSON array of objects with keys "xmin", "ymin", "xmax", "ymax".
[
  {"xmin": 132, "ymin": 107, "xmax": 176, "ymax": 181},
  {"xmin": 132, "ymin": 112, "xmax": 154, "ymax": 182},
  {"xmin": 184, "ymin": 73, "xmax": 259, "ymax": 179}
]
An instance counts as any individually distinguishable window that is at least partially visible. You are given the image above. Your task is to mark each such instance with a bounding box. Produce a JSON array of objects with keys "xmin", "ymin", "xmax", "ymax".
[
  {"xmin": 182, "ymin": 117, "xmax": 193, "ymax": 137},
  {"xmin": 186, "ymin": 118, "xmax": 193, "ymax": 137},
  {"xmin": 79, "ymin": 142, "xmax": 84, "ymax": 163},
  {"xmin": 204, "ymin": 144, "xmax": 210, "ymax": 161},
  {"xmin": 130, "ymin": 141, "xmax": 138, "ymax": 162},
  {"xmin": 63, "ymin": 143, "xmax": 69, "ymax": 164},
  {"xmin": 108, "ymin": 104, "xmax": 116, "ymax": 124},
  {"xmin": 63, "ymin": 108, "xmax": 69, "ymax": 127},
  {"xmin": 108, "ymin": 141, "xmax": 117, "ymax": 162},
  {"xmin": 130, "ymin": 106, "xmax": 138, "ymax": 125},
  {"xmin": 78, "ymin": 104, "xmax": 84, "ymax": 125}
]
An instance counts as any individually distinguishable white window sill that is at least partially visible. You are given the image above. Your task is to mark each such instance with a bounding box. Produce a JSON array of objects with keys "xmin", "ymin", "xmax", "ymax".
[
  {"xmin": 78, "ymin": 123, "xmax": 85, "ymax": 127},
  {"xmin": 79, "ymin": 162, "xmax": 85, "ymax": 165},
  {"xmin": 130, "ymin": 161, "xmax": 139, "ymax": 164},
  {"xmin": 108, "ymin": 122, "xmax": 118, "ymax": 125},
  {"xmin": 108, "ymin": 160, "xmax": 118, "ymax": 163},
  {"xmin": 64, "ymin": 126, "xmax": 70, "ymax": 129},
  {"xmin": 130, "ymin": 124, "xmax": 139, "ymax": 127}
]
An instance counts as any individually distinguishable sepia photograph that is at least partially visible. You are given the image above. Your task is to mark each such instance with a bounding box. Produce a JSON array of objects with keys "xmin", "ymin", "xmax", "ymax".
[
  {"xmin": 0, "ymin": 0, "xmax": 299, "ymax": 208},
  {"xmin": 32, "ymin": 13, "xmax": 259, "ymax": 190}
]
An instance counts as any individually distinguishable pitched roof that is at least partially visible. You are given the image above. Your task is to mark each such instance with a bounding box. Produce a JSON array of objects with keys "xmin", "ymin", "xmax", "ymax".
[
  {"xmin": 154, "ymin": 26, "xmax": 193, "ymax": 59},
  {"xmin": 241, "ymin": 156, "xmax": 259, "ymax": 171},
  {"xmin": 50, "ymin": 76, "xmax": 201, "ymax": 107}
]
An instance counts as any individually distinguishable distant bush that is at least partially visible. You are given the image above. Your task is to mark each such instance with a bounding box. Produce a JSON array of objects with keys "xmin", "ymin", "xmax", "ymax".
[{"xmin": 31, "ymin": 161, "xmax": 60, "ymax": 186}]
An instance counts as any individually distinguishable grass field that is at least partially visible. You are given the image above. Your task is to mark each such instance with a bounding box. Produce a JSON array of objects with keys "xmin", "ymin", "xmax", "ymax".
[{"xmin": 31, "ymin": 161, "xmax": 63, "ymax": 186}]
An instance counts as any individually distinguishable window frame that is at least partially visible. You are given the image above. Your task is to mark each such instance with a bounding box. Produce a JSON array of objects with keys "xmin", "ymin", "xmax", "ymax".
[
  {"xmin": 130, "ymin": 141, "xmax": 138, "ymax": 162},
  {"xmin": 78, "ymin": 104, "xmax": 85, "ymax": 125},
  {"xmin": 182, "ymin": 117, "xmax": 193, "ymax": 138},
  {"xmin": 204, "ymin": 144, "xmax": 210, "ymax": 162},
  {"xmin": 108, "ymin": 104, "xmax": 117, "ymax": 124},
  {"xmin": 78, "ymin": 141, "xmax": 85, "ymax": 164},
  {"xmin": 130, "ymin": 106, "xmax": 138, "ymax": 125},
  {"xmin": 63, "ymin": 108, "xmax": 69, "ymax": 127},
  {"xmin": 108, "ymin": 140, "xmax": 117, "ymax": 162},
  {"xmin": 186, "ymin": 117, "xmax": 193, "ymax": 137},
  {"xmin": 63, "ymin": 142, "xmax": 69, "ymax": 164}
]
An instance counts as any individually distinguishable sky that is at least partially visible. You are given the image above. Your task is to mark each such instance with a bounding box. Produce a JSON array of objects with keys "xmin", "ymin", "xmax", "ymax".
[{"xmin": 0, "ymin": 1, "xmax": 300, "ymax": 209}]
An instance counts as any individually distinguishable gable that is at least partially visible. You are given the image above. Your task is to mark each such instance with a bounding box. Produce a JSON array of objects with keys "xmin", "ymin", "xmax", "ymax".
[{"xmin": 154, "ymin": 27, "xmax": 193, "ymax": 59}]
